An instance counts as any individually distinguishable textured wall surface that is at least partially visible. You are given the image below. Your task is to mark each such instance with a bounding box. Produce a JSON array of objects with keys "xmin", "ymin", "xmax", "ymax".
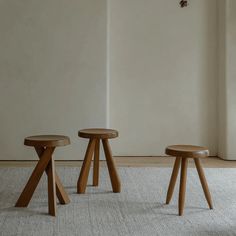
[
  {"xmin": 109, "ymin": 0, "xmax": 218, "ymax": 156},
  {"xmin": 0, "ymin": 0, "xmax": 107, "ymax": 160},
  {"xmin": 1, "ymin": 0, "xmax": 232, "ymax": 160},
  {"xmin": 218, "ymin": 0, "xmax": 236, "ymax": 160}
]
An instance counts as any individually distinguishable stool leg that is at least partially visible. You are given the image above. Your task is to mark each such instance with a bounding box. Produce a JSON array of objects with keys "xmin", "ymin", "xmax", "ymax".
[
  {"xmin": 54, "ymin": 174, "xmax": 70, "ymax": 205},
  {"xmin": 102, "ymin": 139, "xmax": 121, "ymax": 193},
  {"xmin": 15, "ymin": 147, "xmax": 55, "ymax": 207},
  {"xmin": 93, "ymin": 139, "xmax": 100, "ymax": 186},
  {"xmin": 47, "ymin": 157, "xmax": 56, "ymax": 216},
  {"xmin": 35, "ymin": 147, "xmax": 70, "ymax": 205},
  {"xmin": 77, "ymin": 139, "xmax": 96, "ymax": 193},
  {"xmin": 194, "ymin": 158, "xmax": 213, "ymax": 209},
  {"xmin": 179, "ymin": 158, "xmax": 188, "ymax": 216},
  {"xmin": 166, "ymin": 157, "xmax": 181, "ymax": 204}
]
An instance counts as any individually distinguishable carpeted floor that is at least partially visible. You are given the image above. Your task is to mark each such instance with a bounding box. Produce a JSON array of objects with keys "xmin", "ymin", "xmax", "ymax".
[{"xmin": 1, "ymin": 167, "xmax": 236, "ymax": 236}]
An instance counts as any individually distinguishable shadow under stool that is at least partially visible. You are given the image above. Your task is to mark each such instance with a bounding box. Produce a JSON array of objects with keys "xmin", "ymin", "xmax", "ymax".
[
  {"xmin": 77, "ymin": 128, "xmax": 121, "ymax": 194},
  {"xmin": 15, "ymin": 135, "xmax": 70, "ymax": 216},
  {"xmin": 165, "ymin": 145, "xmax": 213, "ymax": 216}
]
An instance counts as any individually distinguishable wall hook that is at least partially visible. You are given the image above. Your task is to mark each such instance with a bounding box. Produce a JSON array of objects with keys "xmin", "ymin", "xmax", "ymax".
[{"xmin": 179, "ymin": 0, "xmax": 188, "ymax": 8}]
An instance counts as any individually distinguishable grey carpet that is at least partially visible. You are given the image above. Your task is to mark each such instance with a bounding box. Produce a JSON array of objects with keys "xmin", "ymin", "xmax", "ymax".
[{"xmin": 1, "ymin": 167, "xmax": 236, "ymax": 236}]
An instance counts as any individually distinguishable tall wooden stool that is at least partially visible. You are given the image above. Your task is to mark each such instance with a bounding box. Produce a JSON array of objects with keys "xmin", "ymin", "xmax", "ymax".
[
  {"xmin": 15, "ymin": 135, "xmax": 70, "ymax": 216},
  {"xmin": 165, "ymin": 145, "xmax": 213, "ymax": 216},
  {"xmin": 77, "ymin": 128, "xmax": 121, "ymax": 194}
]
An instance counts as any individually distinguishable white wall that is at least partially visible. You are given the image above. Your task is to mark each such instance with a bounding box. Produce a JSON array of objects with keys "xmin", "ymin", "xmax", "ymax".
[
  {"xmin": 109, "ymin": 0, "xmax": 218, "ymax": 156},
  {"xmin": 226, "ymin": 0, "xmax": 236, "ymax": 159},
  {"xmin": 0, "ymin": 0, "xmax": 107, "ymax": 160},
  {"xmin": 218, "ymin": 0, "xmax": 236, "ymax": 160},
  {"xmin": 1, "ymin": 0, "xmax": 232, "ymax": 160},
  {"xmin": 218, "ymin": 0, "xmax": 227, "ymax": 159}
]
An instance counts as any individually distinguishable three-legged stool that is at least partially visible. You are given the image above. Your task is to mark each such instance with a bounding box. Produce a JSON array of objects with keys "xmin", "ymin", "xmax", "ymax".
[
  {"xmin": 165, "ymin": 145, "xmax": 213, "ymax": 216},
  {"xmin": 15, "ymin": 135, "xmax": 70, "ymax": 216},
  {"xmin": 77, "ymin": 128, "xmax": 121, "ymax": 194}
]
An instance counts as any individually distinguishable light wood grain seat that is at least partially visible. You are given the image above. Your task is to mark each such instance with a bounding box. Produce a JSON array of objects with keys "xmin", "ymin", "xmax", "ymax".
[
  {"xmin": 78, "ymin": 129, "xmax": 118, "ymax": 139},
  {"xmin": 15, "ymin": 135, "xmax": 70, "ymax": 216},
  {"xmin": 165, "ymin": 145, "xmax": 209, "ymax": 158},
  {"xmin": 77, "ymin": 128, "xmax": 121, "ymax": 194},
  {"xmin": 165, "ymin": 145, "xmax": 213, "ymax": 216},
  {"xmin": 24, "ymin": 135, "xmax": 70, "ymax": 147}
]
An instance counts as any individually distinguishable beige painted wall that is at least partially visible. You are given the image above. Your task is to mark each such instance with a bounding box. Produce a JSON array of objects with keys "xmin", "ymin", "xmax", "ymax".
[
  {"xmin": 218, "ymin": 0, "xmax": 236, "ymax": 160},
  {"xmin": 0, "ymin": 0, "xmax": 107, "ymax": 160},
  {"xmin": 1, "ymin": 0, "xmax": 232, "ymax": 160},
  {"xmin": 226, "ymin": 0, "xmax": 236, "ymax": 159},
  {"xmin": 218, "ymin": 0, "xmax": 227, "ymax": 159},
  {"xmin": 109, "ymin": 0, "xmax": 218, "ymax": 156}
]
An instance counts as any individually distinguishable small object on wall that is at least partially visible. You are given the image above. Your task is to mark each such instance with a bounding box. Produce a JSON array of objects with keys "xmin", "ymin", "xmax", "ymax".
[{"xmin": 179, "ymin": 0, "xmax": 188, "ymax": 8}]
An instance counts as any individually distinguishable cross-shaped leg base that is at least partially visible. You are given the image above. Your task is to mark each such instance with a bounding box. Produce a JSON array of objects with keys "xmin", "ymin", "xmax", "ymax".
[{"xmin": 15, "ymin": 146, "xmax": 70, "ymax": 216}]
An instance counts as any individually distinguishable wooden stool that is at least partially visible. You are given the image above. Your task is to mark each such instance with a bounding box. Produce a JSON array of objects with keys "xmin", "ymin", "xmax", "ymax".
[
  {"xmin": 165, "ymin": 145, "xmax": 213, "ymax": 216},
  {"xmin": 77, "ymin": 128, "xmax": 121, "ymax": 194},
  {"xmin": 15, "ymin": 135, "xmax": 70, "ymax": 216}
]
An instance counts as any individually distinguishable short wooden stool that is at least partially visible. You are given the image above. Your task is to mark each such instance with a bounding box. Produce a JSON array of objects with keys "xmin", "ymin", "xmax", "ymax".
[
  {"xmin": 165, "ymin": 145, "xmax": 213, "ymax": 216},
  {"xmin": 77, "ymin": 128, "xmax": 121, "ymax": 193},
  {"xmin": 15, "ymin": 135, "xmax": 70, "ymax": 216}
]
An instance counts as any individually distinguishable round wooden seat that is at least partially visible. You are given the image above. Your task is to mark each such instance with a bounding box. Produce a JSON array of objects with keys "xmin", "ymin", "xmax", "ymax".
[
  {"xmin": 78, "ymin": 128, "xmax": 118, "ymax": 139},
  {"xmin": 24, "ymin": 135, "xmax": 70, "ymax": 147},
  {"xmin": 165, "ymin": 145, "xmax": 209, "ymax": 158}
]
